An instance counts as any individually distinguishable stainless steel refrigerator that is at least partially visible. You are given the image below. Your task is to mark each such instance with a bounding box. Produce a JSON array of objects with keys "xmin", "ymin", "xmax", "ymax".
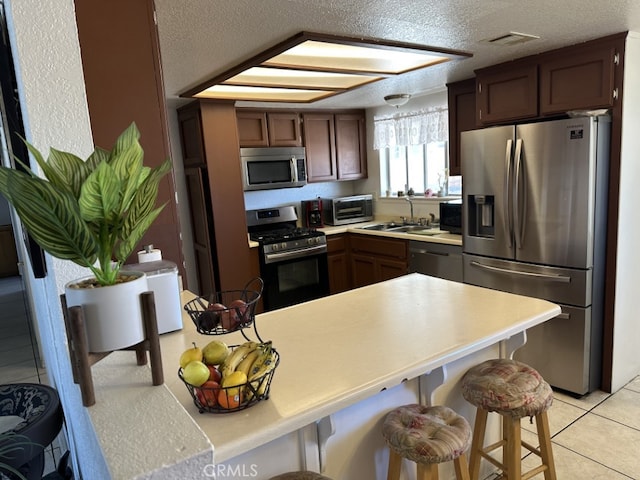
[{"xmin": 461, "ymin": 115, "xmax": 610, "ymax": 396}]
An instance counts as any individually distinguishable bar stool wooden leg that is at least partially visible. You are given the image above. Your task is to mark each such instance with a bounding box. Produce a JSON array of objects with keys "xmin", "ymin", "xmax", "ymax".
[
  {"xmin": 504, "ymin": 416, "xmax": 521, "ymax": 480},
  {"xmin": 469, "ymin": 408, "xmax": 488, "ymax": 480},
  {"xmin": 417, "ymin": 462, "xmax": 438, "ymax": 480},
  {"xmin": 454, "ymin": 455, "xmax": 471, "ymax": 480},
  {"xmin": 536, "ymin": 411, "xmax": 557, "ymax": 480},
  {"xmin": 387, "ymin": 449, "xmax": 402, "ymax": 480}
]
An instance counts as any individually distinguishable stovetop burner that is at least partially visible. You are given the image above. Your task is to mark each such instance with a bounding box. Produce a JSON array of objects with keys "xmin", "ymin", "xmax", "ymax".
[
  {"xmin": 249, "ymin": 226, "xmax": 323, "ymax": 244},
  {"xmin": 246, "ymin": 204, "xmax": 327, "ymax": 247}
]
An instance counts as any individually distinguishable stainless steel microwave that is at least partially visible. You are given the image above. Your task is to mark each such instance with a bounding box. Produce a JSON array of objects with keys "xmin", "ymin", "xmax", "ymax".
[
  {"xmin": 321, "ymin": 194, "xmax": 374, "ymax": 225},
  {"xmin": 240, "ymin": 147, "xmax": 307, "ymax": 191}
]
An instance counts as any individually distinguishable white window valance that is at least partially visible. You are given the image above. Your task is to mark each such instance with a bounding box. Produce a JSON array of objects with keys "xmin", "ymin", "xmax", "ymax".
[{"xmin": 373, "ymin": 106, "xmax": 448, "ymax": 150}]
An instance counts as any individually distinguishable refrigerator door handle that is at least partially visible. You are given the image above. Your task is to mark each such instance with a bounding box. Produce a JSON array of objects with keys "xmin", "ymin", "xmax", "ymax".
[
  {"xmin": 469, "ymin": 260, "xmax": 571, "ymax": 283},
  {"xmin": 504, "ymin": 139, "xmax": 514, "ymax": 248},
  {"xmin": 513, "ymin": 139, "xmax": 525, "ymax": 249},
  {"xmin": 555, "ymin": 312, "xmax": 571, "ymax": 320}
]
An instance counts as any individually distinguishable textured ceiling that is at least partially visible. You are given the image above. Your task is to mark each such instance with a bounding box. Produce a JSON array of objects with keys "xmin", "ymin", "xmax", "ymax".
[{"xmin": 154, "ymin": 0, "xmax": 640, "ymax": 110}]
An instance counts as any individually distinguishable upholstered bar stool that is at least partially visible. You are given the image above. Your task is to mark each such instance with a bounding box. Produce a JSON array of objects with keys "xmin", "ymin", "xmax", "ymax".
[
  {"xmin": 382, "ymin": 404, "xmax": 472, "ymax": 480},
  {"xmin": 269, "ymin": 472, "xmax": 332, "ymax": 480},
  {"xmin": 461, "ymin": 358, "xmax": 557, "ymax": 480}
]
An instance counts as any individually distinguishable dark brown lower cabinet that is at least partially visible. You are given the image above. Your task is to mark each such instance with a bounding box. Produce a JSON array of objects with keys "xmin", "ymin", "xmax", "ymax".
[
  {"xmin": 349, "ymin": 235, "xmax": 408, "ymax": 288},
  {"xmin": 327, "ymin": 234, "xmax": 350, "ymax": 294}
]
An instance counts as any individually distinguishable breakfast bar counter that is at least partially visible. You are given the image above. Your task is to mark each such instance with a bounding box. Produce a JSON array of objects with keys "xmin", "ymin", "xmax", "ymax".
[{"xmin": 88, "ymin": 273, "xmax": 560, "ymax": 479}]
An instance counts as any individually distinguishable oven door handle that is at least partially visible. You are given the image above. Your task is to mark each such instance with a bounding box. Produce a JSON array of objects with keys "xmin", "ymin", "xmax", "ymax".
[{"xmin": 264, "ymin": 244, "xmax": 327, "ymax": 264}]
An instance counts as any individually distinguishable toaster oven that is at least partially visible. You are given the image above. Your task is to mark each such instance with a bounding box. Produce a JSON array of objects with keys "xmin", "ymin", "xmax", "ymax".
[{"xmin": 321, "ymin": 194, "xmax": 374, "ymax": 226}]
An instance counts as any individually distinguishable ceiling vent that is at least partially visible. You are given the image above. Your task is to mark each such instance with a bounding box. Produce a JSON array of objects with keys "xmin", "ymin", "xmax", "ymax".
[{"xmin": 485, "ymin": 32, "xmax": 540, "ymax": 46}]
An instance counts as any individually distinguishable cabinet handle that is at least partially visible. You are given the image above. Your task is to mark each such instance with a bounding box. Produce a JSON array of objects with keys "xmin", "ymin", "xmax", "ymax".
[
  {"xmin": 614, "ymin": 52, "xmax": 620, "ymax": 65},
  {"xmin": 613, "ymin": 88, "xmax": 619, "ymax": 100}
]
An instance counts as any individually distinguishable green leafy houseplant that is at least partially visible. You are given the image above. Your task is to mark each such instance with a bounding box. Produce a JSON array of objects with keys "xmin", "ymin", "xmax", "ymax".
[
  {"xmin": 0, "ymin": 123, "xmax": 171, "ymax": 286},
  {"xmin": 0, "ymin": 431, "xmax": 40, "ymax": 480}
]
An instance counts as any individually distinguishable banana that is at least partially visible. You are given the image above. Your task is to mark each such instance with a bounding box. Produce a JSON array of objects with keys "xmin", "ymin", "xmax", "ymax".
[
  {"xmin": 247, "ymin": 341, "xmax": 273, "ymax": 380},
  {"xmin": 235, "ymin": 349, "xmax": 260, "ymax": 377},
  {"xmin": 245, "ymin": 343, "xmax": 277, "ymax": 401},
  {"xmin": 221, "ymin": 341, "xmax": 259, "ymax": 377}
]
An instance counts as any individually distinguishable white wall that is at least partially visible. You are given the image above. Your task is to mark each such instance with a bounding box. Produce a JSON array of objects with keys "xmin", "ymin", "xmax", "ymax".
[
  {"xmin": 611, "ymin": 32, "xmax": 640, "ymax": 391},
  {"xmin": 6, "ymin": 0, "xmax": 110, "ymax": 477}
]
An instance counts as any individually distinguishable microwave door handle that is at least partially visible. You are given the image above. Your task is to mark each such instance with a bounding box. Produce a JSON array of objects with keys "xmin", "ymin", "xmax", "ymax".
[{"xmin": 290, "ymin": 157, "xmax": 298, "ymax": 182}]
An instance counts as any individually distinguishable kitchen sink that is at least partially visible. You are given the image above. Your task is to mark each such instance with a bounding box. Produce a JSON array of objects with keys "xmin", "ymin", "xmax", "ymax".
[
  {"xmin": 385, "ymin": 225, "xmax": 431, "ymax": 233},
  {"xmin": 358, "ymin": 223, "xmax": 447, "ymax": 235},
  {"xmin": 359, "ymin": 222, "xmax": 403, "ymax": 231}
]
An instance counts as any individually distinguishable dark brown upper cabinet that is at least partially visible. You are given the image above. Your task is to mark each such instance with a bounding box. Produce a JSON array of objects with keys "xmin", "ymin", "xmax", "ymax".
[
  {"xmin": 303, "ymin": 111, "xmax": 367, "ymax": 183},
  {"xmin": 476, "ymin": 63, "xmax": 539, "ymax": 125},
  {"xmin": 334, "ymin": 113, "xmax": 367, "ymax": 180},
  {"xmin": 237, "ymin": 110, "xmax": 302, "ymax": 147},
  {"xmin": 303, "ymin": 113, "xmax": 338, "ymax": 182},
  {"xmin": 539, "ymin": 39, "xmax": 621, "ymax": 115},
  {"xmin": 447, "ymin": 78, "xmax": 477, "ymax": 176}
]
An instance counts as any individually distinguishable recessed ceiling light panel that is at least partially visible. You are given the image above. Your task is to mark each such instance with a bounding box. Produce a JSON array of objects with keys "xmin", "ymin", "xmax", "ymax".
[
  {"xmin": 181, "ymin": 32, "xmax": 473, "ymax": 103},
  {"xmin": 263, "ymin": 40, "xmax": 451, "ymax": 75},
  {"xmin": 224, "ymin": 67, "xmax": 382, "ymax": 90},
  {"xmin": 193, "ymin": 84, "xmax": 337, "ymax": 103}
]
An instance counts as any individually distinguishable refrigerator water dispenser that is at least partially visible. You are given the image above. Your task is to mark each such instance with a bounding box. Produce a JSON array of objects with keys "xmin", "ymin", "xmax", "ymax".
[{"xmin": 468, "ymin": 194, "xmax": 495, "ymax": 237}]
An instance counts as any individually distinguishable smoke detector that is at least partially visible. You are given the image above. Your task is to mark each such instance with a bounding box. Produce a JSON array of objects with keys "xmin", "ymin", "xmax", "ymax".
[{"xmin": 485, "ymin": 32, "xmax": 540, "ymax": 46}]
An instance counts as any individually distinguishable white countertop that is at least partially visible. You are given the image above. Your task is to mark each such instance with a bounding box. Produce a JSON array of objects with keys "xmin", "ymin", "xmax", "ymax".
[{"xmin": 88, "ymin": 274, "xmax": 559, "ymax": 477}]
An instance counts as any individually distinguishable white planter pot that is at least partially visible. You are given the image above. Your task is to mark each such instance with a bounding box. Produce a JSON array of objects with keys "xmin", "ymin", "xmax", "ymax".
[{"xmin": 65, "ymin": 272, "xmax": 149, "ymax": 352}]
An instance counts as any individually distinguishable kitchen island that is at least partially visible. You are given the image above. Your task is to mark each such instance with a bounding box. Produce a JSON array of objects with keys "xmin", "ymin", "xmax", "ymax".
[{"xmin": 87, "ymin": 273, "xmax": 560, "ymax": 479}]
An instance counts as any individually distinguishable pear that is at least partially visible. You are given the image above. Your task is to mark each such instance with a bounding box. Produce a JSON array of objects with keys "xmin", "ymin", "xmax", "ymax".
[
  {"xmin": 202, "ymin": 340, "xmax": 229, "ymax": 365},
  {"xmin": 179, "ymin": 342, "xmax": 203, "ymax": 368}
]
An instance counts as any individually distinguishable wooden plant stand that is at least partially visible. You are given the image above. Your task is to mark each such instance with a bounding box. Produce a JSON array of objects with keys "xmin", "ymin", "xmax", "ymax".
[{"xmin": 61, "ymin": 291, "xmax": 164, "ymax": 407}]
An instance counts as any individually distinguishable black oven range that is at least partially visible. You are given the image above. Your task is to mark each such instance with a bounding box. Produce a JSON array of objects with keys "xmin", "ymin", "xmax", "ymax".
[{"xmin": 246, "ymin": 205, "xmax": 329, "ymax": 311}]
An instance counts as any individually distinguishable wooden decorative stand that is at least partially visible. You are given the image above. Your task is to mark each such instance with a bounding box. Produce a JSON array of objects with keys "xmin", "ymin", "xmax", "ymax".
[{"xmin": 61, "ymin": 291, "xmax": 164, "ymax": 407}]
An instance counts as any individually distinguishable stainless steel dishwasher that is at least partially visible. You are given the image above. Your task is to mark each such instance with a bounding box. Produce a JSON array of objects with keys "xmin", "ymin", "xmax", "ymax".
[{"xmin": 409, "ymin": 240, "xmax": 463, "ymax": 282}]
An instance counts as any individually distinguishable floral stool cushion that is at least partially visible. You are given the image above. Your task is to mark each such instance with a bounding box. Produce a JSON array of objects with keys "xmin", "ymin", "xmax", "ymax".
[
  {"xmin": 461, "ymin": 358, "xmax": 553, "ymax": 419},
  {"xmin": 382, "ymin": 404, "xmax": 472, "ymax": 465},
  {"xmin": 269, "ymin": 472, "xmax": 332, "ymax": 480}
]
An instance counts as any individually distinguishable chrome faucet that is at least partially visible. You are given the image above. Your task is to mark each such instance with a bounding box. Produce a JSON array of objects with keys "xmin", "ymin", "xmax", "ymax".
[{"xmin": 404, "ymin": 195, "xmax": 415, "ymax": 224}]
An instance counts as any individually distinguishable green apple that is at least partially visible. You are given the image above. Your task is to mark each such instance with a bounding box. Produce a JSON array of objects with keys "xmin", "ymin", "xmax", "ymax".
[
  {"xmin": 182, "ymin": 360, "xmax": 210, "ymax": 387},
  {"xmin": 202, "ymin": 340, "xmax": 229, "ymax": 365}
]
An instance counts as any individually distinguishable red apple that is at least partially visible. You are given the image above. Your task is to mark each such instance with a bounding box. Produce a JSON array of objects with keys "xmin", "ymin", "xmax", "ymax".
[
  {"xmin": 207, "ymin": 365, "xmax": 222, "ymax": 383},
  {"xmin": 195, "ymin": 380, "xmax": 220, "ymax": 407},
  {"xmin": 229, "ymin": 299, "xmax": 249, "ymax": 325}
]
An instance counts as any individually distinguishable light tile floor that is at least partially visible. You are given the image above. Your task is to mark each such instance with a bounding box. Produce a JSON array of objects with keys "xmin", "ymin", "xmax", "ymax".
[
  {"xmin": 2, "ymin": 275, "xmax": 640, "ymax": 479},
  {"xmin": 0, "ymin": 275, "xmax": 61, "ymax": 476}
]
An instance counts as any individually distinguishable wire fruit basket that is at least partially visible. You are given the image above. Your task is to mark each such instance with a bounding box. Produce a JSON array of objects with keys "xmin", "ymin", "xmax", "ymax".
[
  {"xmin": 178, "ymin": 345, "xmax": 279, "ymax": 413},
  {"xmin": 184, "ymin": 277, "xmax": 263, "ymax": 336}
]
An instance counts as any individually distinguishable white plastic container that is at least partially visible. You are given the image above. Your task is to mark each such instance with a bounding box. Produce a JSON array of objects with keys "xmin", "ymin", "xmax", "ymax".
[{"xmin": 123, "ymin": 260, "xmax": 183, "ymax": 334}]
